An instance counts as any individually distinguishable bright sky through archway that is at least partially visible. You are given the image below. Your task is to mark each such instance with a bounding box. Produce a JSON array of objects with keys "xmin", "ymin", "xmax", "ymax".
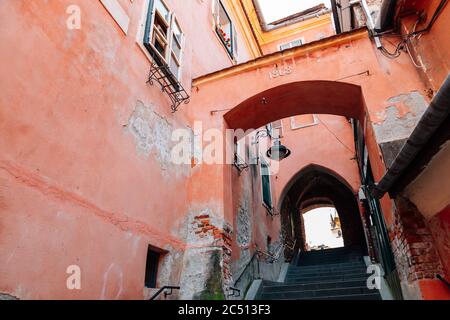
[
  {"xmin": 303, "ymin": 207, "xmax": 344, "ymax": 249},
  {"xmin": 258, "ymin": 0, "xmax": 331, "ymax": 23}
]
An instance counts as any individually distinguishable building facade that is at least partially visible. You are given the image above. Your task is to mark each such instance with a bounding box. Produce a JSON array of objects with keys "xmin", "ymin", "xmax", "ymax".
[{"xmin": 0, "ymin": 0, "xmax": 449, "ymax": 300}]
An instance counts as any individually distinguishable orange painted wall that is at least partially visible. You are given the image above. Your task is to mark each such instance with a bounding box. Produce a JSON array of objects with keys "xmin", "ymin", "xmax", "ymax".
[
  {"xmin": 0, "ymin": 0, "xmax": 253, "ymax": 299},
  {"xmin": 1, "ymin": 0, "xmax": 448, "ymax": 301}
]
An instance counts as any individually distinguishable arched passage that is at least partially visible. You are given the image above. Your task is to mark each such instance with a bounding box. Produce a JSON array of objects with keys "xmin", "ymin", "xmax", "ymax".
[
  {"xmin": 279, "ymin": 165, "xmax": 368, "ymax": 255},
  {"xmin": 221, "ymin": 81, "xmax": 370, "ymax": 259},
  {"xmin": 223, "ymin": 81, "xmax": 365, "ymax": 131}
]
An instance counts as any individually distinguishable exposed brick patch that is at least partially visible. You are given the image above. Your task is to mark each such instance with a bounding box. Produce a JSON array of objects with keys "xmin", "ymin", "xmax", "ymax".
[
  {"xmin": 391, "ymin": 197, "xmax": 444, "ymax": 283},
  {"xmin": 191, "ymin": 214, "xmax": 234, "ymax": 297}
]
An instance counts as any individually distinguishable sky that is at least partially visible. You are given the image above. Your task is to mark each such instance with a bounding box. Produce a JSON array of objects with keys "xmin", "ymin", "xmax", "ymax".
[
  {"xmin": 258, "ymin": 0, "xmax": 331, "ymax": 23},
  {"xmin": 303, "ymin": 207, "xmax": 344, "ymax": 249}
]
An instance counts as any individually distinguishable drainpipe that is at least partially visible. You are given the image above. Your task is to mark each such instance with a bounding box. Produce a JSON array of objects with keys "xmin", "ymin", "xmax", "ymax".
[
  {"xmin": 330, "ymin": 0, "xmax": 342, "ymax": 34},
  {"xmin": 375, "ymin": 0, "xmax": 398, "ymax": 32},
  {"xmin": 372, "ymin": 74, "xmax": 450, "ymax": 199},
  {"xmin": 360, "ymin": 0, "xmax": 383, "ymax": 48}
]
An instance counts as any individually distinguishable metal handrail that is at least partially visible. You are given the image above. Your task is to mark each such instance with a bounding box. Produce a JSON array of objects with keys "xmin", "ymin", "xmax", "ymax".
[
  {"xmin": 227, "ymin": 287, "xmax": 241, "ymax": 298},
  {"xmin": 233, "ymin": 252, "xmax": 259, "ymax": 287},
  {"xmin": 285, "ymin": 239, "xmax": 297, "ymax": 251},
  {"xmin": 257, "ymin": 241, "xmax": 285, "ymax": 263},
  {"xmin": 233, "ymin": 239, "xmax": 296, "ymax": 288},
  {"xmin": 437, "ymin": 274, "xmax": 450, "ymax": 290},
  {"xmin": 149, "ymin": 286, "xmax": 180, "ymax": 300}
]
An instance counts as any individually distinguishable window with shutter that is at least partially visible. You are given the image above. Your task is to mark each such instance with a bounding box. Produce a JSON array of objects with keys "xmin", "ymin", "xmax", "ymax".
[
  {"xmin": 261, "ymin": 160, "xmax": 272, "ymax": 209},
  {"xmin": 143, "ymin": 0, "xmax": 184, "ymax": 79},
  {"xmin": 213, "ymin": 0, "xmax": 237, "ymax": 60},
  {"xmin": 290, "ymin": 114, "xmax": 318, "ymax": 130}
]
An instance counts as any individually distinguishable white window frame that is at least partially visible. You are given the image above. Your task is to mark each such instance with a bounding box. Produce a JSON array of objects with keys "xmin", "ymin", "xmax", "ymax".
[
  {"xmin": 212, "ymin": 0, "xmax": 238, "ymax": 61},
  {"xmin": 234, "ymin": 138, "xmax": 246, "ymax": 166},
  {"xmin": 290, "ymin": 114, "xmax": 319, "ymax": 130}
]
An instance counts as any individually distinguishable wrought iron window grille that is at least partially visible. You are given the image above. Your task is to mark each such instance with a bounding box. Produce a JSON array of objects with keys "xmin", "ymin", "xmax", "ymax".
[
  {"xmin": 262, "ymin": 202, "xmax": 280, "ymax": 217},
  {"xmin": 233, "ymin": 153, "xmax": 249, "ymax": 174},
  {"xmin": 147, "ymin": 63, "xmax": 190, "ymax": 112}
]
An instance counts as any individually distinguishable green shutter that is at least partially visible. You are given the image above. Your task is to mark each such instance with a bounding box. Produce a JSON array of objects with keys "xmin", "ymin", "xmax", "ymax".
[
  {"xmin": 261, "ymin": 163, "xmax": 272, "ymax": 208},
  {"xmin": 143, "ymin": 0, "xmax": 155, "ymax": 46},
  {"xmin": 143, "ymin": 0, "xmax": 164, "ymax": 67}
]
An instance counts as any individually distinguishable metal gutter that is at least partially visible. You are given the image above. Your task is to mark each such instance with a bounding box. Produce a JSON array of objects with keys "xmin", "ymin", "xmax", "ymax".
[
  {"xmin": 360, "ymin": 0, "xmax": 383, "ymax": 48},
  {"xmin": 330, "ymin": 0, "xmax": 342, "ymax": 34},
  {"xmin": 372, "ymin": 74, "xmax": 450, "ymax": 199}
]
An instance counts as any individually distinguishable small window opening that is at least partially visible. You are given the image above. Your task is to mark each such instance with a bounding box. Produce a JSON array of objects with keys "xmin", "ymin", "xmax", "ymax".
[{"xmin": 145, "ymin": 246, "xmax": 161, "ymax": 288}]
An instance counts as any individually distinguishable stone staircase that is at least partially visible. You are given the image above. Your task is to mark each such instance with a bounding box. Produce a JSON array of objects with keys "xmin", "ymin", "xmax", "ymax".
[{"xmin": 257, "ymin": 246, "xmax": 382, "ymax": 300}]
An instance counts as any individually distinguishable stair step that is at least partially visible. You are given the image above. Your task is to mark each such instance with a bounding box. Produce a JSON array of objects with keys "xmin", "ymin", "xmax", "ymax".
[
  {"xmin": 287, "ymin": 267, "xmax": 368, "ymax": 277},
  {"xmin": 301, "ymin": 246, "xmax": 361, "ymax": 254},
  {"xmin": 307, "ymin": 293, "xmax": 381, "ymax": 300},
  {"xmin": 256, "ymin": 247, "xmax": 380, "ymax": 300},
  {"xmin": 267, "ymin": 293, "xmax": 381, "ymax": 300},
  {"xmin": 298, "ymin": 258, "xmax": 362, "ymax": 263},
  {"xmin": 299, "ymin": 252, "xmax": 361, "ymax": 258},
  {"xmin": 289, "ymin": 261, "xmax": 366, "ymax": 272},
  {"xmin": 286, "ymin": 273, "xmax": 369, "ymax": 284},
  {"xmin": 260, "ymin": 286, "xmax": 378, "ymax": 300},
  {"xmin": 262, "ymin": 279, "xmax": 369, "ymax": 293}
]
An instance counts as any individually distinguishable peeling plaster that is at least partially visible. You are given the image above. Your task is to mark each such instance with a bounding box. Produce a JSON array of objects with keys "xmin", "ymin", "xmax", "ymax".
[
  {"xmin": 373, "ymin": 91, "xmax": 427, "ymax": 144},
  {"xmin": 179, "ymin": 247, "xmax": 223, "ymax": 300},
  {"xmin": 124, "ymin": 100, "xmax": 192, "ymax": 178},
  {"xmin": 236, "ymin": 199, "xmax": 252, "ymax": 248},
  {"xmin": 178, "ymin": 205, "xmax": 234, "ymax": 299},
  {"xmin": 126, "ymin": 101, "xmax": 173, "ymax": 166}
]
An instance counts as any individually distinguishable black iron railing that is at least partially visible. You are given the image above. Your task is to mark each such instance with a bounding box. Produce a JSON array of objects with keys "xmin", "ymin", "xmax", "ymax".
[
  {"xmin": 227, "ymin": 287, "xmax": 241, "ymax": 298},
  {"xmin": 149, "ymin": 286, "xmax": 180, "ymax": 300},
  {"xmin": 437, "ymin": 274, "xmax": 450, "ymax": 290},
  {"xmin": 233, "ymin": 154, "xmax": 249, "ymax": 174}
]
